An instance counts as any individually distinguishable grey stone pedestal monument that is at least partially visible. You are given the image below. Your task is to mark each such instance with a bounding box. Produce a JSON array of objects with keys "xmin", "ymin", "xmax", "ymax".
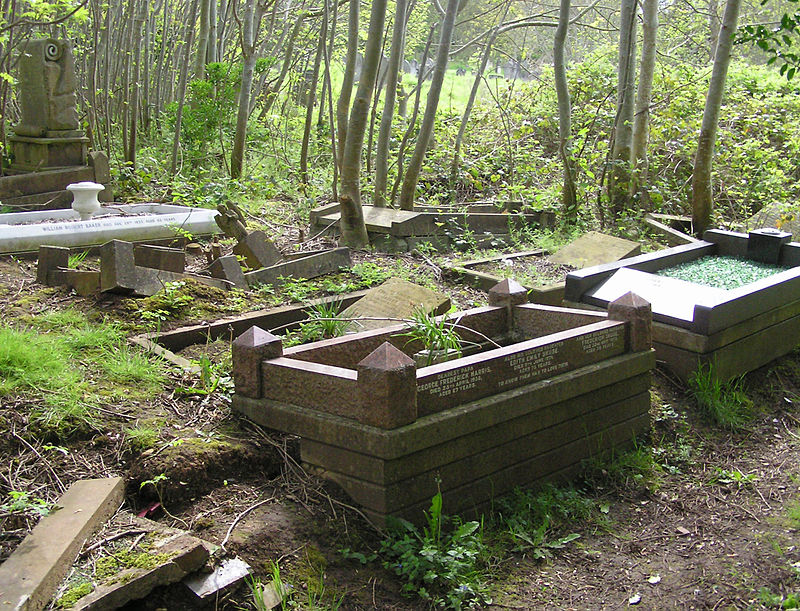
[{"xmin": 1, "ymin": 38, "xmax": 108, "ymax": 210}]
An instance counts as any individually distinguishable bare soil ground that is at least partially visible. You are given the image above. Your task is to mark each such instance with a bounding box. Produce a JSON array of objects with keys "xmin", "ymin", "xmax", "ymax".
[{"xmin": 1, "ymin": 228, "xmax": 799, "ymax": 610}]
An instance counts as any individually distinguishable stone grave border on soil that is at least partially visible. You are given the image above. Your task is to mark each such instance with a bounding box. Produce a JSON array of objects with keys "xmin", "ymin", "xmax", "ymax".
[
  {"xmin": 0, "ymin": 204, "xmax": 221, "ymax": 255},
  {"xmin": 129, "ymin": 290, "xmax": 372, "ymax": 373},
  {"xmin": 446, "ymin": 249, "xmax": 565, "ymax": 305},
  {"xmin": 446, "ymin": 232, "xmax": 641, "ymax": 306},
  {"xmin": 564, "ymin": 228, "xmax": 800, "ymax": 381},
  {"xmin": 231, "ymin": 281, "xmax": 655, "ymax": 524},
  {"xmin": 309, "ymin": 203, "xmax": 557, "ymax": 253}
]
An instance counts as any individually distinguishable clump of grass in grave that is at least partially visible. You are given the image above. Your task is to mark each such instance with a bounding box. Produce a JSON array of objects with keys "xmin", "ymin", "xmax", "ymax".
[
  {"xmin": 396, "ymin": 309, "xmax": 463, "ymax": 366},
  {"xmin": 97, "ymin": 343, "xmax": 167, "ymax": 397},
  {"xmin": 124, "ymin": 425, "xmax": 159, "ymax": 452},
  {"xmin": 375, "ymin": 491, "xmax": 492, "ymax": 609},
  {"xmin": 288, "ymin": 301, "xmax": 349, "ymax": 345},
  {"xmin": 690, "ymin": 364, "xmax": 753, "ymax": 430},
  {"xmin": 67, "ymin": 250, "xmax": 89, "ymax": 269},
  {"xmin": 495, "ymin": 483, "xmax": 601, "ymax": 559}
]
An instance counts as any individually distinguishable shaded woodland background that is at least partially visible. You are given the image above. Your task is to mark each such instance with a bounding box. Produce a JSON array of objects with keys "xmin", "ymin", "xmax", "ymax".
[{"xmin": 0, "ymin": 0, "xmax": 798, "ymax": 241}]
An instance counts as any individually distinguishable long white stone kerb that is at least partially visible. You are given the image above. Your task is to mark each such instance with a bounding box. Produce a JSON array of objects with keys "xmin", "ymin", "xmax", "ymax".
[{"xmin": 0, "ymin": 204, "xmax": 221, "ymax": 254}]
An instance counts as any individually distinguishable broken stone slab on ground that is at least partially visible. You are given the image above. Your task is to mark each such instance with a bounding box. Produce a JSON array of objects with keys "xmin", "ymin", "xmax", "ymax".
[
  {"xmin": 340, "ymin": 277, "xmax": 451, "ymax": 331},
  {"xmin": 50, "ymin": 513, "xmax": 223, "ymax": 610},
  {"xmin": 243, "ymin": 247, "xmax": 352, "ymax": 288},
  {"xmin": 548, "ymin": 231, "xmax": 641, "ymax": 268},
  {"xmin": 99, "ymin": 240, "xmax": 228, "ymax": 296},
  {"xmin": 0, "ymin": 477, "xmax": 124, "ymax": 611},
  {"xmin": 69, "ymin": 532, "xmax": 209, "ymax": 610}
]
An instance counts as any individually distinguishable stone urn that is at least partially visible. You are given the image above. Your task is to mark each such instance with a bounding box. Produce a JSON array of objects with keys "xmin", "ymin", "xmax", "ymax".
[{"xmin": 67, "ymin": 181, "xmax": 104, "ymax": 220}]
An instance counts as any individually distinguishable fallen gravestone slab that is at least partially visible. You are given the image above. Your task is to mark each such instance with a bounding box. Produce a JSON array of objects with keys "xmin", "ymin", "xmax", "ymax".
[
  {"xmin": 243, "ymin": 247, "xmax": 352, "ymax": 288},
  {"xmin": 746, "ymin": 202, "xmax": 799, "ymax": 236},
  {"xmin": 341, "ymin": 277, "xmax": 451, "ymax": 331},
  {"xmin": 0, "ymin": 477, "xmax": 124, "ymax": 611},
  {"xmin": 69, "ymin": 533, "xmax": 209, "ymax": 610},
  {"xmin": 548, "ymin": 231, "xmax": 641, "ymax": 268}
]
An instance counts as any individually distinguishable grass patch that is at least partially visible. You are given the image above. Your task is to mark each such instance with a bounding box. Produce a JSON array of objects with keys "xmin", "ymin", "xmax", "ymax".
[
  {"xmin": 583, "ymin": 442, "xmax": 663, "ymax": 492},
  {"xmin": 0, "ymin": 312, "xmax": 167, "ymax": 439},
  {"xmin": 125, "ymin": 425, "xmax": 159, "ymax": 452},
  {"xmin": 98, "ymin": 343, "xmax": 166, "ymax": 396},
  {"xmin": 690, "ymin": 364, "xmax": 753, "ymax": 430}
]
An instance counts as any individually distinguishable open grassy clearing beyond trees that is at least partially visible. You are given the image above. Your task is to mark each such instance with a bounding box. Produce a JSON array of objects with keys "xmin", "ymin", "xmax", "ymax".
[{"xmin": 0, "ymin": 207, "xmax": 799, "ymax": 609}]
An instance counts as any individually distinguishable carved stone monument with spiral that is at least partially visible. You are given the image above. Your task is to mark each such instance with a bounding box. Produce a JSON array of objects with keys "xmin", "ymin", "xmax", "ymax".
[
  {"xmin": 1, "ymin": 38, "xmax": 109, "ymax": 210},
  {"xmin": 9, "ymin": 38, "xmax": 88, "ymax": 170}
]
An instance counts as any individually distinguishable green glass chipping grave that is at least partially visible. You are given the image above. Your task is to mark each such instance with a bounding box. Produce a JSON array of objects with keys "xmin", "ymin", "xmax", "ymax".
[{"xmin": 565, "ymin": 228, "xmax": 800, "ymax": 382}]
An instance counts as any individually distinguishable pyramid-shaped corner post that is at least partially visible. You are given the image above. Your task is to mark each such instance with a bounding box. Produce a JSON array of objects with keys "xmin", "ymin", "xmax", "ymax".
[
  {"xmin": 608, "ymin": 292, "xmax": 652, "ymax": 352},
  {"xmin": 488, "ymin": 278, "xmax": 528, "ymax": 333},
  {"xmin": 357, "ymin": 342, "xmax": 417, "ymax": 429},
  {"xmin": 232, "ymin": 326, "xmax": 283, "ymax": 398}
]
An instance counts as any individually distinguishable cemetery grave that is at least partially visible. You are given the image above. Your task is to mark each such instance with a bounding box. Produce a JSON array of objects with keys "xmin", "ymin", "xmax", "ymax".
[
  {"xmin": 565, "ymin": 228, "xmax": 800, "ymax": 381},
  {"xmin": 0, "ymin": 39, "xmax": 110, "ymax": 211},
  {"xmin": 1, "ymin": 221, "xmax": 800, "ymax": 608},
  {"xmin": 447, "ymin": 231, "xmax": 641, "ymax": 305},
  {"xmin": 309, "ymin": 201, "xmax": 557, "ymax": 252},
  {"xmin": 231, "ymin": 279, "xmax": 655, "ymax": 523}
]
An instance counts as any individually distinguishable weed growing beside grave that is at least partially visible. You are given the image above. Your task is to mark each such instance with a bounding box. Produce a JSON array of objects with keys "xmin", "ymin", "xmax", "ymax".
[{"xmin": 690, "ymin": 364, "xmax": 753, "ymax": 430}]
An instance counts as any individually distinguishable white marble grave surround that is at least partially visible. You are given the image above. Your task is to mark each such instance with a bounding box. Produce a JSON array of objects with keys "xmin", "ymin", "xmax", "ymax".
[
  {"xmin": 0, "ymin": 204, "xmax": 221, "ymax": 254},
  {"xmin": 585, "ymin": 267, "xmax": 726, "ymax": 325}
]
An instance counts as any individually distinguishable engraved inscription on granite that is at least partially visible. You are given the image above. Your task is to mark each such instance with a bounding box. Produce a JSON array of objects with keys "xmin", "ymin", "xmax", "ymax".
[{"xmin": 417, "ymin": 322, "xmax": 625, "ymax": 412}]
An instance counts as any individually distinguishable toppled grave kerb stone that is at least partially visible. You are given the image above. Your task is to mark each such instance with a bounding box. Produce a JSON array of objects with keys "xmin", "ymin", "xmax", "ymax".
[{"xmin": 0, "ymin": 203, "xmax": 221, "ymax": 255}]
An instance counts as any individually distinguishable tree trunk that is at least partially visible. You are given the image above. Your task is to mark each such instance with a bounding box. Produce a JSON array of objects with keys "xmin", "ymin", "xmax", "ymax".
[
  {"xmin": 338, "ymin": 0, "xmax": 388, "ymax": 247},
  {"xmin": 632, "ymin": 0, "xmax": 658, "ymax": 191},
  {"xmin": 127, "ymin": 0, "xmax": 146, "ymax": 169},
  {"xmin": 708, "ymin": 0, "xmax": 720, "ymax": 60},
  {"xmin": 607, "ymin": 0, "xmax": 637, "ymax": 218},
  {"xmin": 391, "ymin": 25, "xmax": 435, "ymax": 204},
  {"xmin": 231, "ymin": 0, "xmax": 261, "ymax": 179},
  {"xmin": 374, "ymin": 0, "xmax": 408, "ymax": 208},
  {"xmin": 449, "ymin": 4, "xmax": 508, "ymax": 189},
  {"xmin": 554, "ymin": 0, "xmax": 577, "ymax": 223},
  {"xmin": 397, "ymin": 0, "xmax": 463, "ymax": 211},
  {"xmin": 691, "ymin": 0, "xmax": 741, "ymax": 234},
  {"xmin": 300, "ymin": 11, "xmax": 327, "ymax": 188},
  {"xmin": 336, "ymin": 0, "xmax": 360, "ymax": 169},
  {"xmin": 171, "ymin": 0, "xmax": 199, "ymax": 174},
  {"xmin": 195, "ymin": 0, "xmax": 210, "ymax": 79}
]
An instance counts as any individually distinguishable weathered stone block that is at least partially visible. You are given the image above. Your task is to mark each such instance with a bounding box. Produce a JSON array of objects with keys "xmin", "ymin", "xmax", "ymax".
[
  {"xmin": 209, "ymin": 255, "xmax": 247, "ymax": 289},
  {"xmin": 63, "ymin": 269, "xmax": 100, "ymax": 296},
  {"xmin": 37, "ymin": 245, "xmax": 70, "ymax": 285},
  {"xmin": 233, "ymin": 230, "xmax": 282, "ymax": 269},
  {"xmin": 357, "ymin": 343, "xmax": 417, "ymax": 429},
  {"xmin": 232, "ymin": 327, "xmax": 283, "ymax": 398},
  {"xmin": 100, "ymin": 239, "xmax": 137, "ymax": 293},
  {"xmin": 133, "ymin": 244, "xmax": 185, "ymax": 273}
]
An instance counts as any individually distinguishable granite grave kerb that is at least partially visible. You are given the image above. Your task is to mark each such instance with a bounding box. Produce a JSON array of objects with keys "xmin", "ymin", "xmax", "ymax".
[{"xmin": 231, "ymin": 282, "xmax": 655, "ymax": 523}]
